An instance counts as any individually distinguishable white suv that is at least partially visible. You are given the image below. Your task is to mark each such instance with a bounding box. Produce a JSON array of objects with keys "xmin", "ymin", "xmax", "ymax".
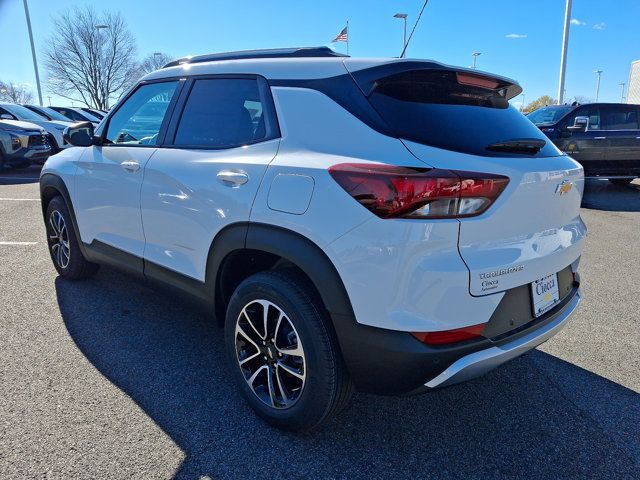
[{"xmin": 40, "ymin": 47, "xmax": 586, "ymax": 431}]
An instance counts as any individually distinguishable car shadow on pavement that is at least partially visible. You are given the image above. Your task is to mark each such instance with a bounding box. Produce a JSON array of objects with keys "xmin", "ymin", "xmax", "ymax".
[
  {"xmin": 55, "ymin": 269, "xmax": 640, "ymax": 479},
  {"xmin": 582, "ymin": 178, "xmax": 640, "ymax": 212}
]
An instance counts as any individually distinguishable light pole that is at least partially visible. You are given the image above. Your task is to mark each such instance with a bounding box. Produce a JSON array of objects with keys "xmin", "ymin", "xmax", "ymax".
[
  {"xmin": 557, "ymin": 0, "xmax": 572, "ymax": 105},
  {"xmin": 22, "ymin": 0, "xmax": 43, "ymax": 106},
  {"xmin": 393, "ymin": 13, "xmax": 408, "ymax": 58},
  {"xmin": 619, "ymin": 82, "xmax": 626, "ymax": 103},
  {"xmin": 520, "ymin": 93, "xmax": 526, "ymax": 112},
  {"xmin": 472, "ymin": 52, "xmax": 481, "ymax": 69},
  {"xmin": 95, "ymin": 25, "xmax": 110, "ymax": 108},
  {"xmin": 47, "ymin": 95, "xmax": 51, "ymax": 106},
  {"xmin": 594, "ymin": 70, "xmax": 603, "ymax": 102}
]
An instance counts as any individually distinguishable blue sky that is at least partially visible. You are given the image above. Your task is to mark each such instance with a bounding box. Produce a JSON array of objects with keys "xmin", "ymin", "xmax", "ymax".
[{"xmin": 1, "ymin": 0, "xmax": 639, "ymax": 108}]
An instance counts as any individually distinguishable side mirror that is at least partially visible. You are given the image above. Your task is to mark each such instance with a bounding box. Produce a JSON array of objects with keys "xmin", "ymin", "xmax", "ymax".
[
  {"xmin": 0, "ymin": 113, "xmax": 15, "ymax": 120},
  {"xmin": 567, "ymin": 116, "xmax": 589, "ymax": 132},
  {"xmin": 63, "ymin": 121, "xmax": 95, "ymax": 147}
]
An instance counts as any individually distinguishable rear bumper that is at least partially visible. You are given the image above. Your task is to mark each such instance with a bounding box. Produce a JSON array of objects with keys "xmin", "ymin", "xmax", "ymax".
[
  {"xmin": 425, "ymin": 288, "xmax": 580, "ymax": 388},
  {"xmin": 334, "ymin": 280, "xmax": 581, "ymax": 395}
]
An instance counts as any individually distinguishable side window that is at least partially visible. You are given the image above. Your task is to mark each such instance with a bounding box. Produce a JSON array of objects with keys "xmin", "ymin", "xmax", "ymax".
[
  {"xmin": 0, "ymin": 107, "xmax": 16, "ymax": 119},
  {"xmin": 174, "ymin": 78, "xmax": 274, "ymax": 148},
  {"xmin": 601, "ymin": 105, "xmax": 639, "ymax": 130},
  {"xmin": 105, "ymin": 81, "xmax": 178, "ymax": 146},
  {"xmin": 563, "ymin": 106, "xmax": 601, "ymax": 130}
]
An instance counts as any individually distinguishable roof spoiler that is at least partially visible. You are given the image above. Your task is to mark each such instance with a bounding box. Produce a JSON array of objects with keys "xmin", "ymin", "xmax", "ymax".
[
  {"xmin": 163, "ymin": 46, "xmax": 348, "ymax": 69},
  {"xmin": 346, "ymin": 60, "xmax": 523, "ymax": 100}
]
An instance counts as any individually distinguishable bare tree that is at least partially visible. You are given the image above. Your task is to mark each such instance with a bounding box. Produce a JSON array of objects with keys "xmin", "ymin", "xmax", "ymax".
[
  {"xmin": 0, "ymin": 81, "xmax": 34, "ymax": 103},
  {"xmin": 138, "ymin": 52, "xmax": 173, "ymax": 76},
  {"xmin": 43, "ymin": 7, "xmax": 138, "ymax": 109}
]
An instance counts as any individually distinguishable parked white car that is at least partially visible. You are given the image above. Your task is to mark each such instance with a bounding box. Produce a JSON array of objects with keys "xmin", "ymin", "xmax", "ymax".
[
  {"xmin": 39, "ymin": 47, "xmax": 586, "ymax": 431},
  {"xmin": 0, "ymin": 103, "xmax": 71, "ymax": 155}
]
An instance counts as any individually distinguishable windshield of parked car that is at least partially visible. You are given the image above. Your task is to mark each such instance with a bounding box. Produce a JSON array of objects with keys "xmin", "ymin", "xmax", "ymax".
[
  {"xmin": 526, "ymin": 106, "xmax": 573, "ymax": 125},
  {"xmin": 37, "ymin": 106, "xmax": 73, "ymax": 122},
  {"xmin": 1, "ymin": 103, "xmax": 47, "ymax": 122}
]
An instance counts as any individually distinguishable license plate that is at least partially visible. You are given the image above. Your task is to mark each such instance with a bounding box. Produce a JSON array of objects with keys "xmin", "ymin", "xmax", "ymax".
[{"xmin": 531, "ymin": 273, "xmax": 560, "ymax": 317}]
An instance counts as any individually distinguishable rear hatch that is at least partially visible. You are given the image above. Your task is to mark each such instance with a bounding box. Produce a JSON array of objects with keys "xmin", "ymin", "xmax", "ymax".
[{"xmin": 345, "ymin": 59, "xmax": 587, "ymax": 296}]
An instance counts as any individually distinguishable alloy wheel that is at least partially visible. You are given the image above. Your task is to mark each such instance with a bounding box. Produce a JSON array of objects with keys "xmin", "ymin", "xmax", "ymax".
[
  {"xmin": 234, "ymin": 299, "xmax": 306, "ymax": 409},
  {"xmin": 48, "ymin": 210, "xmax": 70, "ymax": 269}
]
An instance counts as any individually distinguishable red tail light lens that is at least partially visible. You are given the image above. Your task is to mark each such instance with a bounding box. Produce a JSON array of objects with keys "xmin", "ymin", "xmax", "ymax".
[
  {"xmin": 412, "ymin": 324, "xmax": 486, "ymax": 345},
  {"xmin": 328, "ymin": 163, "xmax": 509, "ymax": 219}
]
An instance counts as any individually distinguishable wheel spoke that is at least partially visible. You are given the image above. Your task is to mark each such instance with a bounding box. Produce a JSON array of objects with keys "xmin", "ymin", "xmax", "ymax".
[
  {"xmin": 277, "ymin": 360, "xmax": 305, "ymax": 380},
  {"xmin": 49, "ymin": 215, "xmax": 59, "ymax": 236},
  {"xmin": 257, "ymin": 299, "xmax": 270, "ymax": 339},
  {"xmin": 236, "ymin": 321, "xmax": 261, "ymax": 351},
  {"xmin": 238, "ymin": 350, "xmax": 261, "ymax": 366},
  {"xmin": 274, "ymin": 364, "xmax": 290, "ymax": 407},
  {"xmin": 277, "ymin": 343, "xmax": 304, "ymax": 358},
  {"xmin": 55, "ymin": 212, "xmax": 64, "ymax": 233},
  {"xmin": 241, "ymin": 307, "xmax": 266, "ymax": 340},
  {"xmin": 273, "ymin": 312, "xmax": 284, "ymax": 344},
  {"xmin": 247, "ymin": 364, "xmax": 268, "ymax": 387},
  {"xmin": 266, "ymin": 367, "xmax": 277, "ymax": 407}
]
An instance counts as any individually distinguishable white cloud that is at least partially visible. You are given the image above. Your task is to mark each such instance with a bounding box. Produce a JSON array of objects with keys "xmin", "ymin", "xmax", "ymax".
[
  {"xmin": 570, "ymin": 18, "xmax": 587, "ymax": 26},
  {"xmin": 505, "ymin": 33, "xmax": 527, "ymax": 39},
  {"xmin": 593, "ymin": 22, "xmax": 606, "ymax": 30}
]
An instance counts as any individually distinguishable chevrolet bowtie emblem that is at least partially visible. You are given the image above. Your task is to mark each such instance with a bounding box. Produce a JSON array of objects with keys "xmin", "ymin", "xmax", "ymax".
[{"xmin": 555, "ymin": 180, "xmax": 573, "ymax": 195}]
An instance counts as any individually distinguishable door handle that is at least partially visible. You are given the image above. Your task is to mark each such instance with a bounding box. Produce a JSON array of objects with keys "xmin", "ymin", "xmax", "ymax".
[
  {"xmin": 217, "ymin": 170, "xmax": 249, "ymax": 186},
  {"xmin": 593, "ymin": 137, "xmax": 607, "ymax": 140},
  {"xmin": 122, "ymin": 160, "xmax": 140, "ymax": 172}
]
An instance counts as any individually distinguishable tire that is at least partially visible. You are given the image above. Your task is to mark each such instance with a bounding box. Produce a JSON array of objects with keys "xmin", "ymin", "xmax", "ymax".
[
  {"xmin": 225, "ymin": 270, "xmax": 353, "ymax": 431},
  {"xmin": 608, "ymin": 178, "xmax": 633, "ymax": 186},
  {"xmin": 45, "ymin": 196, "xmax": 99, "ymax": 279}
]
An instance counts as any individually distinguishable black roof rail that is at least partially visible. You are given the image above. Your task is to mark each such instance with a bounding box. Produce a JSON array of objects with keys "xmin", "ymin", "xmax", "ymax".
[{"xmin": 162, "ymin": 46, "xmax": 348, "ymax": 68}]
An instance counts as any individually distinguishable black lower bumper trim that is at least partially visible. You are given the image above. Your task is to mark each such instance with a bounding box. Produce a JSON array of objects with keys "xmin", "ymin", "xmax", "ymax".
[{"xmin": 334, "ymin": 283, "xmax": 580, "ymax": 395}]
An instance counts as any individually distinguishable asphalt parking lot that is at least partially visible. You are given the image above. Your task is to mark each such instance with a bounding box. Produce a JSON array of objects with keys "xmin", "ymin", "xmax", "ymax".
[{"xmin": 1, "ymin": 167, "xmax": 639, "ymax": 479}]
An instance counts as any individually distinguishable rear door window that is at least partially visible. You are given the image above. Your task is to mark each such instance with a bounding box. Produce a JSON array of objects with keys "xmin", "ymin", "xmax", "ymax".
[
  {"xmin": 173, "ymin": 77, "xmax": 277, "ymax": 148},
  {"xmin": 363, "ymin": 69, "xmax": 559, "ymax": 157},
  {"xmin": 601, "ymin": 105, "xmax": 639, "ymax": 130}
]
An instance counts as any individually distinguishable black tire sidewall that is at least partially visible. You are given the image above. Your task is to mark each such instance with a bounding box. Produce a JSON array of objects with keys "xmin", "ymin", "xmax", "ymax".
[
  {"xmin": 45, "ymin": 196, "xmax": 95, "ymax": 279},
  {"xmin": 225, "ymin": 272, "xmax": 340, "ymax": 431}
]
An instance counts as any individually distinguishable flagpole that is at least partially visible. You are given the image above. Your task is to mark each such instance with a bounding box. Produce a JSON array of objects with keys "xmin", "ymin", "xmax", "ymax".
[{"xmin": 346, "ymin": 20, "xmax": 349, "ymax": 55}]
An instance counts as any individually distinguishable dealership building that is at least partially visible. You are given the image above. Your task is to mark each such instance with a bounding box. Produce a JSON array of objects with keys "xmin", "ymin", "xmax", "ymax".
[{"xmin": 628, "ymin": 60, "xmax": 640, "ymax": 104}]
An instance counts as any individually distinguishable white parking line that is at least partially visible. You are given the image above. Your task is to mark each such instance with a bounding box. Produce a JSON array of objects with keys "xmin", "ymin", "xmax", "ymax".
[
  {"xmin": 0, "ymin": 241, "xmax": 38, "ymax": 245},
  {"xmin": 0, "ymin": 177, "xmax": 40, "ymax": 180},
  {"xmin": 0, "ymin": 198, "xmax": 40, "ymax": 201}
]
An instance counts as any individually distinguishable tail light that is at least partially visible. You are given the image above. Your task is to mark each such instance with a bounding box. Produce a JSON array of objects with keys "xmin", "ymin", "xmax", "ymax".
[
  {"xmin": 328, "ymin": 163, "xmax": 509, "ymax": 219},
  {"xmin": 412, "ymin": 324, "xmax": 486, "ymax": 345}
]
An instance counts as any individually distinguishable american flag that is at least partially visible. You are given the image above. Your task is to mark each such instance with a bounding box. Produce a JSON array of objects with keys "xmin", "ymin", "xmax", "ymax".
[{"xmin": 332, "ymin": 26, "xmax": 348, "ymax": 43}]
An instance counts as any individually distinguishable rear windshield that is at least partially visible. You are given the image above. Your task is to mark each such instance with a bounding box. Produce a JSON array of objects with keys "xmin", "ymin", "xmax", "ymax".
[{"xmin": 365, "ymin": 70, "xmax": 561, "ymax": 157}]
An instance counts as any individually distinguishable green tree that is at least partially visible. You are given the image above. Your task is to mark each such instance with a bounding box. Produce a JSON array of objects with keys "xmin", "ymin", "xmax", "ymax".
[{"xmin": 523, "ymin": 95, "xmax": 556, "ymax": 113}]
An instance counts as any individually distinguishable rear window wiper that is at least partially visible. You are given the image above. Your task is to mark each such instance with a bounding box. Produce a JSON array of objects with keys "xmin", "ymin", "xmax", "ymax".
[{"xmin": 486, "ymin": 138, "xmax": 546, "ymax": 155}]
